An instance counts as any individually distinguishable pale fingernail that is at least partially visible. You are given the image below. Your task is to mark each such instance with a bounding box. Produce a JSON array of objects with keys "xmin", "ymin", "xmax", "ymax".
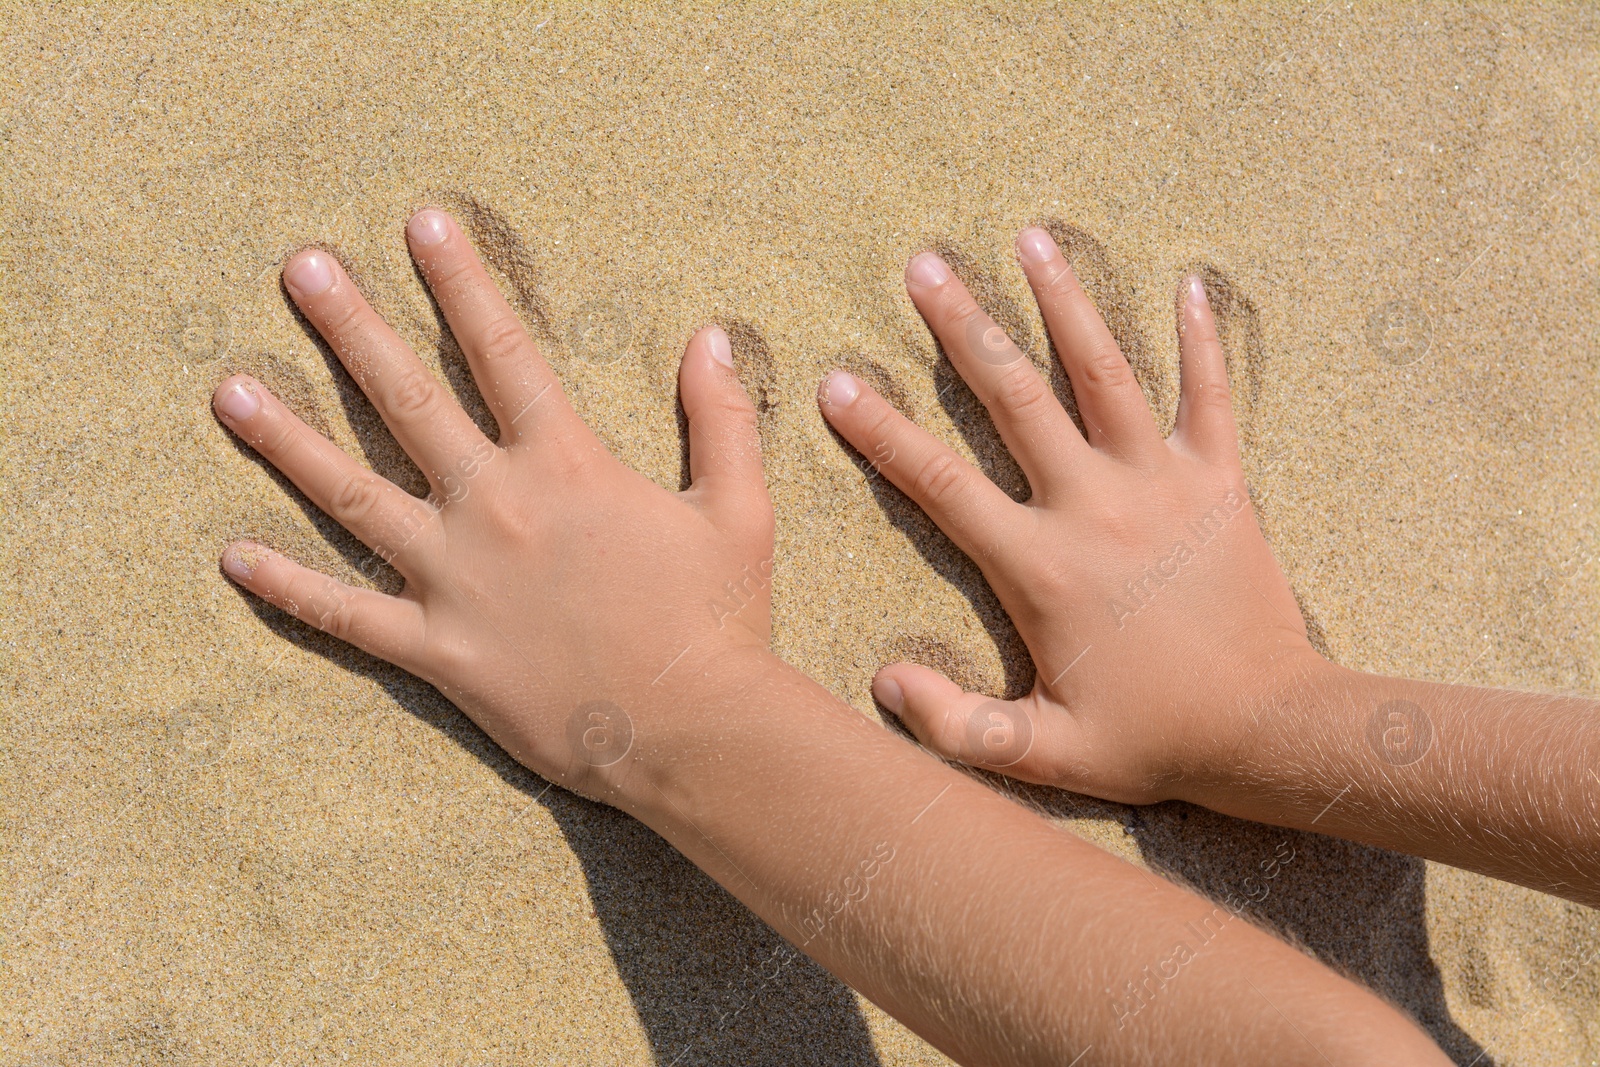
[
  {"xmin": 706, "ymin": 326, "xmax": 733, "ymax": 368},
  {"xmin": 818, "ymin": 370, "xmax": 860, "ymax": 408},
  {"xmin": 873, "ymin": 675, "xmax": 905, "ymax": 714},
  {"xmin": 408, "ymin": 209, "xmax": 450, "ymax": 247},
  {"xmin": 1186, "ymin": 275, "xmax": 1207, "ymax": 308},
  {"xmin": 906, "ymin": 252, "xmax": 951, "ymax": 288},
  {"xmin": 215, "ymin": 380, "xmax": 261, "ymax": 421},
  {"xmin": 1016, "ymin": 227, "xmax": 1056, "ymax": 264},
  {"xmin": 284, "ymin": 252, "xmax": 334, "ymax": 296},
  {"xmin": 221, "ymin": 544, "xmax": 257, "ymax": 580}
]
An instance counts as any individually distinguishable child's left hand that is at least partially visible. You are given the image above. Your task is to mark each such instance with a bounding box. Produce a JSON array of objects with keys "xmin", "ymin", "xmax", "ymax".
[{"xmin": 215, "ymin": 210, "xmax": 776, "ymax": 806}]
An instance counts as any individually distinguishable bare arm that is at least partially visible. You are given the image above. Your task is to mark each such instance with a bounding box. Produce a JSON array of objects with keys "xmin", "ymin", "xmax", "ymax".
[
  {"xmin": 1188, "ymin": 660, "xmax": 1600, "ymax": 906},
  {"xmin": 211, "ymin": 210, "xmax": 1447, "ymax": 1065},
  {"xmin": 627, "ymin": 650, "xmax": 1444, "ymax": 1066}
]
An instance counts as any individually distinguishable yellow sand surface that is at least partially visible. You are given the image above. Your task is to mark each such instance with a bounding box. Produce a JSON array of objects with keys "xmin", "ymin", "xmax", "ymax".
[{"xmin": 3, "ymin": 3, "xmax": 1597, "ymax": 1064}]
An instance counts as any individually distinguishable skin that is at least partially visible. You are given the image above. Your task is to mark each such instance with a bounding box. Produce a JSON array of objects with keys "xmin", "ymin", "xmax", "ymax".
[
  {"xmin": 829, "ymin": 229, "xmax": 1600, "ymax": 909},
  {"xmin": 214, "ymin": 208, "xmax": 1452, "ymax": 1065}
]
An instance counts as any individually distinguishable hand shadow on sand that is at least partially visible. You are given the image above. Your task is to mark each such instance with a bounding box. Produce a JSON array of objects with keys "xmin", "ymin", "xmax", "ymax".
[
  {"xmin": 828, "ymin": 226, "xmax": 1491, "ymax": 1066},
  {"xmin": 218, "ymin": 199, "xmax": 881, "ymax": 1066}
]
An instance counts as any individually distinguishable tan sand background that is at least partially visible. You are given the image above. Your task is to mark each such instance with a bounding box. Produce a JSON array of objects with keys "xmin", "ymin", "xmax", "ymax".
[{"xmin": 3, "ymin": 2, "xmax": 1598, "ymax": 1063}]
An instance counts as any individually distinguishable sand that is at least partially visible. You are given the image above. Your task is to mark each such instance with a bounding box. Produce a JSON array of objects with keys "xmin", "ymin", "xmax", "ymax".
[{"xmin": 2, "ymin": 2, "xmax": 1597, "ymax": 1063}]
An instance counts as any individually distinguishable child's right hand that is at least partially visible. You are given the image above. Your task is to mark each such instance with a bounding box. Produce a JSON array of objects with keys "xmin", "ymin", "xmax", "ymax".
[
  {"xmin": 821, "ymin": 229, "xmax": 1600, "ymax": 908},
  {"xmin": 819, "ymin": 228, "xmax": 1326, "ymax": 805}
]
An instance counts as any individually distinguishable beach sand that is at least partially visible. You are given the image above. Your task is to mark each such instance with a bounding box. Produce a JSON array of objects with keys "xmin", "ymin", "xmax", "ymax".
[{"xmin": 3, "ymin": 3, "xmax": 1597, "ymax": 1063}]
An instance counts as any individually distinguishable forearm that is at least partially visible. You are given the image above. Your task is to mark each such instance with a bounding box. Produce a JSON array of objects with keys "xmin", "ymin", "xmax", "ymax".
[
  {"xmin": 618, "ymin": 653, "xmax": 1447, "ymax": 1067},
  {"xmin": 1193, "ymin": 658, "xmax": 1600, "ymax": 905}
]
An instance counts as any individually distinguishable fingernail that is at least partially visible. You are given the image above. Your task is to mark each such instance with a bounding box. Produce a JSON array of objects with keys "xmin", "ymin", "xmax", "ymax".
[
  {"xmin": 215, "ymin": 380, "xmax": 261, "ymax": 421},
  {"xmin": 1016, "ymin": 227, "xmax": 1056, "ymax": 264},
  {"xmin": 706, "ymin": 326, "xmax": 733, "ymax": 368},
  {"xmin": 284, "ymin": 252, "xmax": 334, "ymax": 296},
  {"xmin": 221, "ymin": 544, "xmax": 258, "ymax": 581},
  {"xmin": 408, "ymin": 209, "xmax": 450, "ymax": 247},
  {"xmin": 818, "ymin": 370, "xmax": 860, "ymax": 408},
  {"xmin": 873, "ymin": 675, "xmax": 905, "ymax": 714},
  {"xmin": 906, "ymin": 252, "xmax": 951, "ymax": 288},
  {"xmin": 1186, "ymin": 275, "xmax": 1207, "ymax": 307}
]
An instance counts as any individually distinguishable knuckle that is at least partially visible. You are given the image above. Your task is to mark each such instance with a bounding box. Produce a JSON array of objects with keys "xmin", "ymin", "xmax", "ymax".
[
  {"xmin": 990, "ymin": 363, "xmax": 1051, "ymax": 418},
  {"xmin": 386, "ymin": 365, "xmax": 440, "ymax": 418},
  {"xmin": 1191, "ymin": 378, "xmax": 1235, "ymax": 414},
  {"xmin": 948, "ymin": 300, "xmax": 991, "ymax": 343},
  {"xmin": 394, "ymin": 503, "xmax": 440, "ymax": 553},
  {"xmin": 1031, "ymin": 558, "xmax": 1077, "ymax": 604},
  {"xmin": 928, "ymin": 706, "xmax": 968, "ymax": 756},
  {"xmin": 283, "ymin": 575, "xmax": 352, "ymax": 638},
  {"xmin": 857, "ymin": 405, "xmax": 900, "ymax": 457},
  {"xmin": 1096, "ymin": 501, "xmax": 1145, "ymax": 546},
  {"xmin": 545, "ymin": 445, "xmax": 598, "ymax": 483},
  {"xmin": 910, "ymin": 450, "xmax": 967, "ymax": 509},
  {"xmin": 1018, "ymin": 740, "xmax": 1072, "ymax": 787},
  {"xmin": 319, "ymin": 593, "xmax": 356, "ymax": 639},
  {"xmin": 423, "ymin": 633, "xmax": 479, "ymax": 682},
  {"xmin": 320, "ymin": 298, "xmax": 365, "ymax": 340},
  {"xmin": 709, "ymin": 391, "xmax": 761, "ymax": 435},
  {"xmin": 1036, "ymin": 259, "xmax": 1081, "ymax": 297},
  {"xmin": 257, "ymin": 415, "xmax": 302, "ymax": 457},
  {"xmin": 1081, "ymin": 344, "xmax": 1134, "ymax": 390},
  {"xmin": 742, "ymin": 501, "xmax": 777, "ymax": 544},
  {"xmin": 319, "ymin": 594, "xmax": 355, "ymax": 639},
  {"xmin": 427, "ymin": 252, "xmax": 477, "ymax": 292},
  {"xmin": 952, "ymin": 302, "xmax": 1021, "ymax": 366},
  {"xmin": 471, "ymin": 490, "xmax": 533, "ymax": 544},
  {"xmin": 475, "ymin": 315, "xmax": 531, "ymax": 364},
  {"xmin": 330, "ymin": 472, "xmax": 384, "ymax": 523}
]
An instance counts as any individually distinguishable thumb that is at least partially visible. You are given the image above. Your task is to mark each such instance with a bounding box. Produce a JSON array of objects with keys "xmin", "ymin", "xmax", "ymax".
[
  {"xmin": 678, "ymin": 324, "xmax": 771, "ymax": 541},
  {"xmin": 874, "ymin": 663, "xmax": 1052, "ymax": 776}
]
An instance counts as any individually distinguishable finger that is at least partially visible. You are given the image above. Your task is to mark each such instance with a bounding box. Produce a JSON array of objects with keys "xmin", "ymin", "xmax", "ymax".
[
  {"xmin": 405, "ymin": 209, "xmax": 586, "ymax": 447},
  {"xmin": 222, "ymin": 541, "xmax": 426, "ymax": 670},
  {"xmin": 1171, "ymin": 275, "xmax": 1242, "ymax": 465},
  {"xmin": 1013, "ymin": 227, "xmax": 1162, "ymax": 459},
  {"xmin": 214, "ymin": 375, "xmax": 440, "ymax": 576},
  {"xmin": 679, "ymin": 326, "xmax": 772, "ymax": 541},
  {"xmin": 818, "ymin": 370, "xmax": 1024, "ymax": 560},
  {"xmin": 873, "ymin": 664, "xmax": 1068, "ymax": 782},
  {"xmin": 902, "ymin": 252, "xmax": 1083, "ymax": 494},
  {"xmin": 282, "ymin": 248, "xmax": 490, "ymax": 487}
]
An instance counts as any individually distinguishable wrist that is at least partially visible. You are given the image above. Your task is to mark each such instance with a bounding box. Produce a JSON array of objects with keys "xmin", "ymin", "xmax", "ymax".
[
  {"xmin": 1174, "ymin": 643, "xmax": 1348, "ymax": 804},
  {"xmin": 600, "ymin": 643, "xmax": 798, "ymax": 819}
]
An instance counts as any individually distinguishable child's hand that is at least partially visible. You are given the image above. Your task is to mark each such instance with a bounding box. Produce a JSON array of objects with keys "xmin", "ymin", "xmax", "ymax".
[
  {"xmin": 216, "ymin": 210, "xmax": 775, "ymax": 806},
  {"xmin": 820, "ymin": 229, "xmax": 1321, "ymax": 804},
  {"xmin": 209, "ymin": 214, "xmax": 1463, "ymax": 1057}
]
